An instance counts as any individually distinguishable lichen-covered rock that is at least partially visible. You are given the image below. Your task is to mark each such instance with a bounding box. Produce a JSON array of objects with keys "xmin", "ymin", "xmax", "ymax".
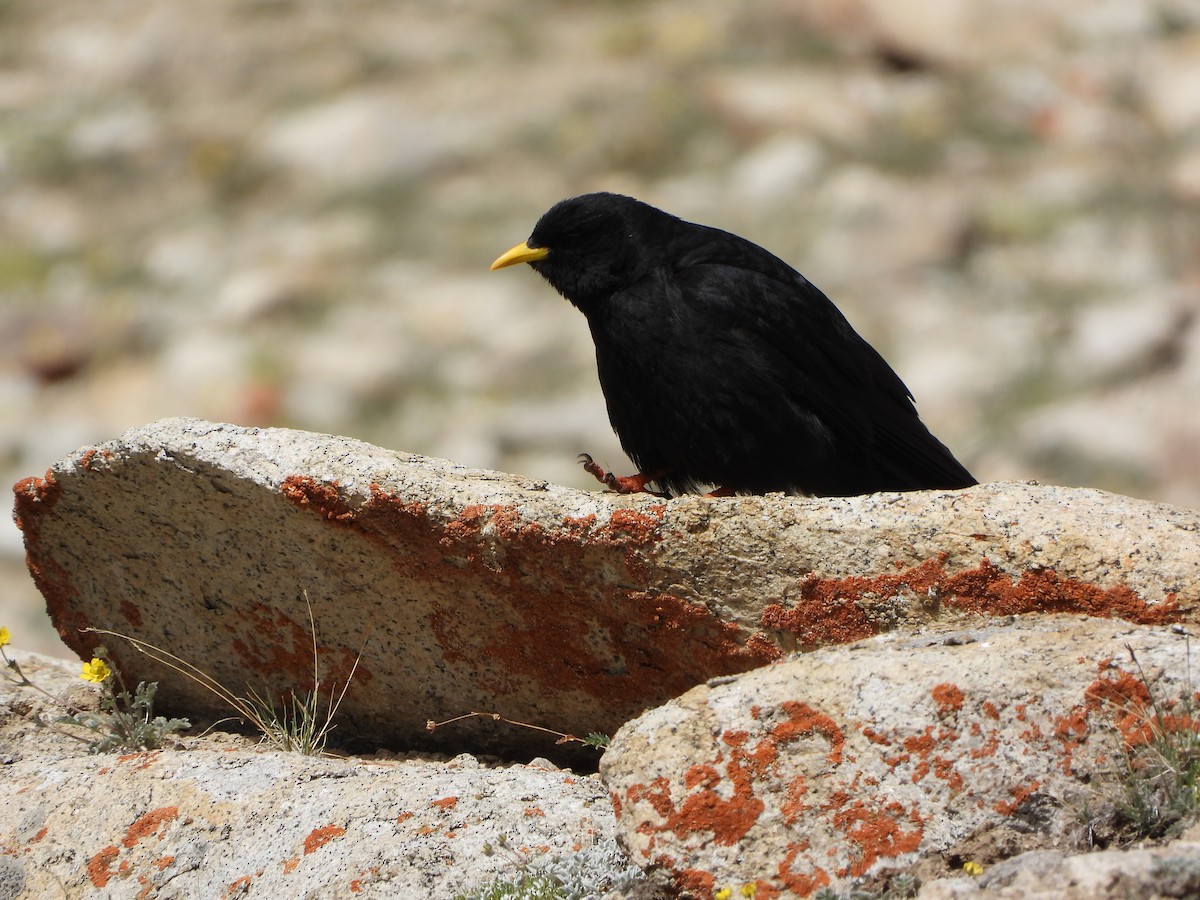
[
  {"xmin": 600, "ymin": 616, "xmax": 1196, "ymax": 898},
  {"xmin": 0, "ymin": 654, "xmax": 653, "ymax": 900},
  {"xmin": 11, "ymin": 418, "xmax": 1199, "ymax": 761},
  {"xmin": 8, "ymin": 416, "xmax": 1200, "ymax": 898}
]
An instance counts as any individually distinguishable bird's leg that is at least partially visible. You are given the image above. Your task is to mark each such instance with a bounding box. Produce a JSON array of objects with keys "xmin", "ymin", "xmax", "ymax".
[
  {"xmin": 578, "ymin": 453, "xmax": 669, "ymax": 497},
  {"xmin": 704, "ymin": 485, "xmax": 736, "ymax": 498}
]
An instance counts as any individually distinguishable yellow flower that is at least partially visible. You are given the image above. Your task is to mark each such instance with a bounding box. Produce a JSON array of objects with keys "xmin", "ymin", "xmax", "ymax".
[
  {"xmin": 81, "ymin": 657, "xmax": 112, "ymax": 684},
  {"xmin": 963, "ymin": 860, "xmax": 984, "ymax": 877},
  {"xmin": 715, "ymin": 890, "xmax": 732, "ymax": 900},
  {"xmin": 740, "ymin": 885, "xmax": 757, "ymax": 898},
  {"xmin": 0, "ymin": 626, "xmax": 10, "ymax": 647}
]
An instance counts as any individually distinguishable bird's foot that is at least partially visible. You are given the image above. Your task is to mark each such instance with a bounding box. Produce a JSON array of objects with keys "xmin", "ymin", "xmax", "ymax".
[
  {"xmin": 578, "ymin": 453, "xmax": 669, "ymax": 498},
  {"xmin": 704, "ymin": 485, "xmax": 736, "ymax": 498}
]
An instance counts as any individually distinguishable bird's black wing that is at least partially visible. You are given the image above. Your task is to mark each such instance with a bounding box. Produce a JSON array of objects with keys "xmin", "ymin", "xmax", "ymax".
[{"xmin": 668, "ymin": 227, "xmax": 974, "ymax": 492}]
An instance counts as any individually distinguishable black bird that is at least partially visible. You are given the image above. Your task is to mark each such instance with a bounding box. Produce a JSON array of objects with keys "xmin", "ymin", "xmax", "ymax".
[{"xmin": 491, "ymin": 192, "xmax": 976, "ymax": 498}]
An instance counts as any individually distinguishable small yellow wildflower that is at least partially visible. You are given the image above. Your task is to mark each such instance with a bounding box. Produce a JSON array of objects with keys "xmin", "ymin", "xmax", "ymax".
[
  {"xmin": 715, "ymin": 889, "xmax": 732, "ymax": 900},
  {"xmin": 740, "ymin": 885, "xmax": 757, "ymax": 898},
  {"xmin": 0, "ymin": 625, "xmax": 10, "ymax": 647},
  {"xmin": 81, "ymin": 657, "xmax": 112, "ymax": 684},
  {"xmin": 963, "ymin": 860, "xmax": 984, "ymax": 877}
]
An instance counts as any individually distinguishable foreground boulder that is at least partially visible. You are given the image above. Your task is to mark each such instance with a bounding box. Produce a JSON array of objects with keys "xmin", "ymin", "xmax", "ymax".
[
  {"xmin": 0, "ymin": 652, "xmax": 663, "ymax": 899},
  {"xmin": 6, "ymin": 638, "xmax": 1200, "ymax": 899},
  {"xmin": 11, "ymin": 418, "xmax": 1198, "ymax": 761},
  {"xmin": 602, "ymin": 615, "xmax": 1198, "ymax": 898}
]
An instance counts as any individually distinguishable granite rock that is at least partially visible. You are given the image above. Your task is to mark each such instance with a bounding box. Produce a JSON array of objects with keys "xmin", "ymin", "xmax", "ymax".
[
  {"xmin": 12, "ymin": 418, "xmax": 1199, "ymax": 763},
  {"xmin": 601, "ymin": 616, "xmax": 1198, "ymax": 898},
  {"xmin": 0, "ymin": 652, "xmax": 661, "ymax": 900}
]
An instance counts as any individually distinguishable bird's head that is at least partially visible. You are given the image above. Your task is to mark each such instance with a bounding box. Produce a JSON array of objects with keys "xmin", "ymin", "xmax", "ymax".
[{"xmin": 490, "ymin": 193, "xmax": 660, "ymax": 311}]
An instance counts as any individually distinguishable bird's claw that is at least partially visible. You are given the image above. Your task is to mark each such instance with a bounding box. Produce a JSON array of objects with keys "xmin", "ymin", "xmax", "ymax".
[
  {"xmin": 578, "ymin": 452, "xmax": 608, "ymax": 485},
  {"xmin": 578, "ymin": 452, "xmax": 626, "ymax": 491},
  {"xmin": 577, "ymin": 453, "xmax": 668, "ymax": 497}
]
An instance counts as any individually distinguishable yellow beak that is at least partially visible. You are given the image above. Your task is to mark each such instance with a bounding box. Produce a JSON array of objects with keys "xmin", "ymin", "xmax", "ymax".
[{"xmin": 490, "ymin": 241, "xmax": 550, "ymax": 271}]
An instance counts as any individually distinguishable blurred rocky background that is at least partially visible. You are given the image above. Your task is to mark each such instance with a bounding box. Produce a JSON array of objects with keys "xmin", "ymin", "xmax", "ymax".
[{"xmin": 3, "ymin": 0, "xmax": 1199, "ymax": 657}]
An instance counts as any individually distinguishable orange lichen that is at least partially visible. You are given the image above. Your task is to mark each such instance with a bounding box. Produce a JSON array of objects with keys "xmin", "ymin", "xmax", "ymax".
[
  {"xmin": 229, "ymin": 600, "xmax": 371, "ymax": 698},
  {"xmin": 282, "ymin": 857, "xmax": 299, "ymax": 874},
  {"xmin": 831, "ymin": 800, "xmax": 925, "ymax": 878},
  {"xmin": 428, "ymin": 517, "xmax": 777, "ymax": 705},
  {"xmin": 673, "ymin": 867, "xmax": 715, "ymax": 897},
  {"xmin": 931, "ymin": 683, "xmax": 964, "ymax": 715},
  {"xmin": 1054, "ymin": 708, "xmax": 1090, "ymax": 743},
  {"xmin": 761, "ymin": 557, "xmax": 1178, "ymax": 649},
  {"xmin": 933, "ymin": 757, "xmax": 964, "ymax": 793},
  {"xmin": 745, "ymin": 632, "xmax": 785, "ymax": 663},
  {"xmin": 280, "ymin": 481, "xmax": 781, "ymax": 725},
  {"xmin": 87, "ymin": 845, "xmax": 120, "ymax": 887},
  {"xmin": 118, "ymin": 600, "xmax": 143, "ymax": 627},
  {"xmin": 78, "ymin": 448, "xmax": 104, "ymax": 471},
  {"xmin": 861, "ymin": 726, "xmax": 892, "ymax": 746},
  {"xmin": 1123, "ymin": 712, "xmax": 1200, "ymax": 749},
  {"xmin": 430, "ymin": 796, "xmax": 459, "ymax": 811},
  {"xmin": 685, "ymin": 763, "xmax": 722, "ymax": 790},
  {"xmin": 945, "ymin": 561, "xmax": 1178, "ymax": 623},
  {"xmin": 969, "ymin": 732, "xmax": 1000, "ymax": 760},
  {"xmin": 760, "ymin": 593, "xmax": 879, "ymax": 646},
  {"xmin": 627, "ymin": 701, "xmax": 847, "ymax": 866},
  {"xmin": 1089, "ymin": 661, "xmax": 1200, "ymax": 748},
  {"xmin": 1020, "ymin": 720, "xmax": 1044, "ymax": 741},
  {"xmin": 12, "ymin": 471, "xmax": 98, "ymax": 652},
  {"xmin": 994, "ymin": 781, "xmax": 1041, "ymax": 816},
  {"xmin": 777, "ymin": 843, "xmax": 831, "ymax": 896},
  {"xmin": 302, "ymin": 825, "xmax": 346, "ymax": 855},
  {"xmin": 771, "ymin": 702, "xmax": 846, "ymax": 766},
  {"xmin": 627, "ymin": 777, "xmax": 676, "ymax": 819},
  {"xmin": 659, "ymin": 750, "xmax": 766, "ymax": 846},
  {"xmin": 280, "ymin": 475, "xmax": 354, "ymax": 522},
  {"xmin": 349, "ymin": 867, "xmax": 381, "ymax": 893},
  {"xmin": 903, "ymin": 727, "xmax": 937, "ymax": 755},
  {"xmin": 781, "ymin": 776, "xmax": 810, "ymax": 825},
  {"xmin": 11, "ymin": 471, "xmax": 63, "ymax": 531},
  {"xmin": 1083, "ymin": 662, "xmax": 1161, "ymax": 747},
  {"xmin": 116, "ymin": 752, "xmax": 160, "ymax": 769},
  {"xmin": 1084, "ymin": 665, "xmax": 1152, "ymax": 711},
  {"xmin": 1051, "ymin": 706, "xmax": 1094, "ymax": 775},
  {"xmin": 122, "ymin": 807, "xmax": 179, "ymax": 848}
]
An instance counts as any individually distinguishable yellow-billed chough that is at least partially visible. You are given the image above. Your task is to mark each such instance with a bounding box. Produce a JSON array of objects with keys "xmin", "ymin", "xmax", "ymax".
[{"xmin": 491, "ymin": 192, "xmax": 976, "ymax": 498}]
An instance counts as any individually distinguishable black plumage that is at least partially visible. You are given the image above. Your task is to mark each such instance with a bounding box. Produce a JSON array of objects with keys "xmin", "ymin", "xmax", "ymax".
[{"xmin": 491, "ymin": 192, "xmax": 976, "ymax": 498}]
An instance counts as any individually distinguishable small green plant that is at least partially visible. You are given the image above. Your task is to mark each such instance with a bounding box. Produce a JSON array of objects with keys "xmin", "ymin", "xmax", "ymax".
[
  {"xmin": 455, "ymin": 837, "xmax": 646, "ymax": 900},
  {"xmin": 1109, "ymin": 643, "xmax": 1200, "ymax": 842},
  {"xmin": 86, "ymin": 592, "xmax": 364, "ymax": 756},
  {"xmin": 2, "ymin": 627, "xmax": 189, "ymax": 752},
  {"xmin": 455, "ymin": 872, "xmax": 566, "ymax": 900},
  {"xmin": 244, "ymin": 682, "xmax": 343, "ymax": 756},
  {"xmin": 61, "ymin": 646, "xmax": 191, "ymax": 752}
]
